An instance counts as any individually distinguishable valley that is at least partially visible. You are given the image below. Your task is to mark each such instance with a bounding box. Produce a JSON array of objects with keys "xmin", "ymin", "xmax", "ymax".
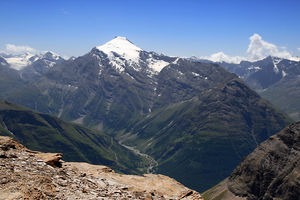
[
  {"xmin": 1, "ymin": 1, "xmax": 300, "ymax": 199},
  {"xmin": 0, "ymin": 36, "xmax": 297, "ymax": 194},
  {"xmin": 119, "ymin": 141, "xmax": 158, "ymax": 174}
]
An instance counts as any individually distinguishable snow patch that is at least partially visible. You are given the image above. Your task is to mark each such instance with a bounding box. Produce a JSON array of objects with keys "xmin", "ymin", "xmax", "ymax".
[
  {"xmin": 177, "ymin": 70, "xmax": 184, "ymax": 76},
  {"xmin": 282, "ymin": 70, "xmax": 287, "ymax": 77},
  {"xmin": 273, "ymin": 57, "xmax": 283, "ymax": 65},
  {"xmin": 92, "ymin": 53, "xmax": 101, "ymax": 60},
  {"xmin": 44, "ymin": 60, "xmax": 56, "ymax": 68},
  {"xmin": 147, "ymin": 58, "xmax": 169, "ymax": 72},
  {"xmin": 248, "ymin": 65, "xmax": 262, "ymax": 71},
  {"xmin": 5, "ymin": 53, "xmax": 35, "ymax": 70},
  {"xmin": 126, "ymin": 73, "xmax": 135, "ymax": 80},
  {"xmin": 273, "ymin": 65, "xmax": 279, "ymax": 73},
  {"xmin": 272, "ymin": 57, "xmax": 282, "ymax": 74},
  {"xmin": 67, "ymin": 84, "xmax": 78, "ymax": 90},
  {"xmin": 172, "ymin": 57, "xmax": 180, "ymax": 64},
  {"xmin": 192, "ymin": 72, "xmax": 201, "ymax": 77}
]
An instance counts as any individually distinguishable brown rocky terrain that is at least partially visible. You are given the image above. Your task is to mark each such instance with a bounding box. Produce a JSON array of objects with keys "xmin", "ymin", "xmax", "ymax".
[{"xmin": 0, "ymin": 136, "xmax": 202, "ymax": 200}]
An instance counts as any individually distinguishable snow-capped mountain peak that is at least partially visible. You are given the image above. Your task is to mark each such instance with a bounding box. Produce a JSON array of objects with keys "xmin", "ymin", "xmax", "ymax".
[
  {"xmin": 3, "ymin": 52, "xmax": 36, "ymax": 70},
  {"xmin": 0, "ymin": 51, "xmax": 65, "ymax": 70},
  {"xmin": 94, "ymin": 36, "xmax": 172, "ymax": 74},
  {"xmin": 41, "ymin": 51, "xmax": 63, "ymax": 61},
  {"xmin": 96, "ymin": 36, "xmax": 142, "ymax": 62}
]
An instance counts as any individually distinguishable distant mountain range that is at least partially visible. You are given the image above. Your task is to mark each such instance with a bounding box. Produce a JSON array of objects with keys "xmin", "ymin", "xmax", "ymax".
[
  {"xmin": 191, "ymin": 56, "xmax": 300, "ymax": 121},
  {"xmin": 0, "ymin": 37, "xmax": 292, "ymax": 191},
  {"xmin": 0, "ymin": 51, "xmax": 66, "ymax": 82},
  {"xmin": 2, "ymin": 40, "xmax": 299, "ymax": 122},
  {"xmin": 0, "ymin": 51, "xmax": 65, "ymax": 70}
]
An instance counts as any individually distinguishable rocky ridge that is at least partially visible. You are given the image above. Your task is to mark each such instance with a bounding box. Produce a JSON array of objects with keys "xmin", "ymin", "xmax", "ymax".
[
  {"xmin": 228, "ymin": 121, "xmax": 300, "ymax": 200},
  {"xmin": 203, "ymin": 121, "xmax": 300, "ymax": 200},
  {"xmin": 0, "ymin": 136, "xmax": 202, "ymax": 200}
]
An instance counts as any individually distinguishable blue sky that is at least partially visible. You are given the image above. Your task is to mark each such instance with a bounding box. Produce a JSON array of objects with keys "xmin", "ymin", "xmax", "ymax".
[{"xmin": 1, "ymin": 0, "xmax": 299, "ymax": 59}]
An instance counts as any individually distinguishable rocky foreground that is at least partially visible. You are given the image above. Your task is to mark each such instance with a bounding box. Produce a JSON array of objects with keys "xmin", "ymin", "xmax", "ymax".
[{"xmin": 0, "ymin": 136, "xmax": 202, "ymax": 200}]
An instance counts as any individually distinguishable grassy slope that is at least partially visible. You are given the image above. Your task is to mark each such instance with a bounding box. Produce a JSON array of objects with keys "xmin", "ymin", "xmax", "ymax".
[
  {"xmin": 0, "ymin": 66, "xmax": 25, "ymax": 98},
  {"xmin": 0, "ymin": 100, "xmax": 143, "ymax": 174},
  {"xmin": 120, "ymin": 79, "xmax": 291, "ymax": 192},
  {"xmin": 261, "ymin": 76, "xmax": 300, "ymax": 121}
]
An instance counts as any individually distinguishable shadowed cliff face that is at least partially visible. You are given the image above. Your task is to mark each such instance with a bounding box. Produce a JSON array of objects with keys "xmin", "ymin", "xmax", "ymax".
[
  {"xmin": 0, "ymin": 136, "xmax": 202, "ymax": 200},
  {"xmin": 228, "ymin": 121, "xmax": 300, "ymax": 200},
  {"xmin": 203, "ymin": 122, "xmax": 300, "ymax": 200}
]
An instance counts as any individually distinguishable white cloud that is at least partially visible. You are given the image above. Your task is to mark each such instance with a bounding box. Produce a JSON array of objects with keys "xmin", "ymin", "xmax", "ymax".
[
  {"xmin": 247, "ymin": 33, "xmax": 292, "ymax": 60},
  {"xmin": 201, "ymin": 33, "xmax": 300, "ymax": 63},
  {"xmin": 298, "ymin": 48, "xmax": 300, "ymax": 52},
  {"xmin": 1, "ymin": 44, "xmax": 39, "ymax": 55}
]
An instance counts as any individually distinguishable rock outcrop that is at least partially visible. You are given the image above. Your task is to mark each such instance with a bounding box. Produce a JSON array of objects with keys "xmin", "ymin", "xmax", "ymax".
[
  {"xmin": 228, "ymin": 121, "xmax": 300, "ymax": 200},
  {"xmin": 0, "ymin": 136, "xmax": 202, "ymax": 200},
  {"xmin": 203, "ymin": 122, "xmax": 300, "ymax": 200}
]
